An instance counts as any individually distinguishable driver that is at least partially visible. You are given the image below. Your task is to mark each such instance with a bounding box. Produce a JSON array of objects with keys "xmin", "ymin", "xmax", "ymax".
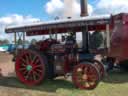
[{"xmin": 65, "ymin": 32, "xmax": 78, "ymax": 55}]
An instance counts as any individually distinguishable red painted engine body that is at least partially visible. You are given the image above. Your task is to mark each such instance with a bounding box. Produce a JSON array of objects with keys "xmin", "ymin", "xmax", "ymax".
[
  {"xmin": 36, "ymin": 39, "xmax": 59, "ymax": 51},
  {"xmin": 109, "ymin": 13, "xmax": 128, "ymax": 61}
]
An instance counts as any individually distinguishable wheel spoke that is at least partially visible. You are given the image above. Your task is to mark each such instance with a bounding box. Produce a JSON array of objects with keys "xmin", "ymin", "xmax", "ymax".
[
  {"xmin": 21, "ymin": 63, "xmax": 27, "ymax": 67},
  {"xmin": 88, "ymin": 75, "xmax": 97, "ymax": 81},
  {"xmin": 25, "ymin": 71, "xmax": 31, "ymax": 80},
  {"xmin": 82, "ymin": 74, "xmax": 88, "ymax": 80},
  {"xmin": 32, "ymin": 71, "xmax": 37, "ymax": 81},
  {"xmin": 25, "ymin": 54, "xmax": 30, "ymax": 64},
  {"xmin": 88, "ymin": 81, "xmax": 95, "ymax": 86},
  {"xmin": 29, "ymin": 73, "xmax": 33, "ymax": 81},
  {"xmin": 32, "ymin": 55, "xmax": 37, "ymax": 64},
  {"xmin": 84, "ymin": 82, "xmax": 91, "ymax": 88},
  {"xmin": 35, "ymin": 69, "xmax": 42, "ymax": 73},
  {"xmin": 79, "ymin": 79, "xmax": 85, "ymax": 84},
  {"xmin": 76, "ymin": 67, "xmax": 82, "ymax": 72},
  {"xmin": 33, "ymin": 71, "xmax": 41, "ymax": 78},
  {"xmin": 19, "ymin": 67, "xmax": 26, "ymax": 71},
  {"xmin": 77, "ymin": 73, "xmax": 83, "ymax": 79},
  {"xmin": 33, "ymin": 64, "xmax": 42, "ymax": 69},
  {"xmin": 87, "ymin": 67, "xmax": 94, "ymax": 75},
  {"xmin": 28, "ymin": 53, "xmax": 32, "ymax": 61},
  {"xmin": 22, "ymin": 70, "xmax": 28, "ymax": 75},
  {"xmin": 83, "ymin": 67, "xmax": 88, "ymax": 74},
  {"xmin": 78, "ymin": 79, "xmax": 91, "ymax": 88},
  {"xmin": 33, "ymin": 57, "xmax": 40, "ymax": 64},
  {"xmin": 21, "ymin": 58, "xmax": 27, "ymax": 65}
]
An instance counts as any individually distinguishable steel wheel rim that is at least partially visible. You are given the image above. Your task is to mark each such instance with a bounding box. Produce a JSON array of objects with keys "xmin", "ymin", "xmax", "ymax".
[
  {"xmin": 93, "ymin": 60, "xmax": 105, "ymax": 79},
  {"xmin": 15, "ymin": 50, "xmax": 45, "ymax": 86},
  {"xmin": 72, "ymin": 63, "xmax": 100, "ymax": 89}
]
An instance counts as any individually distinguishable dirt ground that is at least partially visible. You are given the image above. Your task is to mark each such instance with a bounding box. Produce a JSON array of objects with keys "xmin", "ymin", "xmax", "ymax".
[
  {"xmin": 0, "ymin": 52, "xmax": 15, "ymax": 77},
  {"xmin": 0, "ymin": 52, "xmax": 56, "ymax": 96}
]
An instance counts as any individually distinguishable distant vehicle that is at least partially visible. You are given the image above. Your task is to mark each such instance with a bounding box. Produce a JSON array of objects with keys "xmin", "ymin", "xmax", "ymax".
[
  {"xmin": 0, "ymin": 47, "xmax": 6, "ymax": 52},
  {"xmin": 7, "ymin": 44, "xmax": 30, "ymax": 54},
  {"xmin": 0, "ymin": 44, "xmax": 8, "ymax": 51},
  {"xmin": 7, "ymin": 44, "xmax": 16, "ymax": 54}
]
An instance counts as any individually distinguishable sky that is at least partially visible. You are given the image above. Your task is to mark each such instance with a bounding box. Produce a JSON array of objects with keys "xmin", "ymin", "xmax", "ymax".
[{"xmin": 1, "ymin": 0, "xmax": 128, "ymax": 41}]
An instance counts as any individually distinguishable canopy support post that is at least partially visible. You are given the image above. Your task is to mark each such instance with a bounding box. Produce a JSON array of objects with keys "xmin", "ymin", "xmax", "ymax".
[
  {"xmin": 23, "ymin": 32, "xmax": 25, "ymax": 49},
  {"xmin": 14, "ymin": 32, "xmax": 17, "ymax": 44},
  {"xmin": 82, "ymin": 25, "xmax": 89, "ymax": 53},
  {"xmin": 106, "ymin": 24, "xmax": 110, "ymax": 52}
]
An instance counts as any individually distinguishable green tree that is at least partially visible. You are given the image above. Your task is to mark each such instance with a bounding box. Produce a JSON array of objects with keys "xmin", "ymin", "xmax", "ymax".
[
  {"xmin": 24, "ymin": 40, "xmax": 29, "ymax": 44},
  {"xmin": 89, "ymin": 31, "xmax": 103, "ymax": 49},
  {"xmin": 17, "ymin": 38, "xmax": 23, "ymax": 45},
  {"xmin": 2, "ymin": 39, "xmax": 9, "ymax": 44},
  {"xmin": 31, "ymin": 39, "xmax": 37, "ymax": 45}
]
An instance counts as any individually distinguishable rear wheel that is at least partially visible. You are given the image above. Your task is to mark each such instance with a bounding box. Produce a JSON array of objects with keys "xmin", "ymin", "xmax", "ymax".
[
  {"xmin": 92, "ymin": 60, "xmax": 105, "ymax": 79},
  {"xmin": 72, "ymin": 63, "xmax": 100, "ymax": 90},
  {"xmin": 15, "ymin": 49, "xmax": 46, "ymax": 86},
  {"xmin": 119, "ymin": 60, "xmax": 128, "ymax": 71}
]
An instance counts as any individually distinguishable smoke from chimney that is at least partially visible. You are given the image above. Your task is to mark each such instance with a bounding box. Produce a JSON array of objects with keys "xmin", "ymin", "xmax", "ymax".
[
  {"xmin": 64, "ymin": 0, "xmax": 74, "ymax": 18},
  {"xmin": 80, "ymin": 0, "xmax": 88, "ymax": 17}
]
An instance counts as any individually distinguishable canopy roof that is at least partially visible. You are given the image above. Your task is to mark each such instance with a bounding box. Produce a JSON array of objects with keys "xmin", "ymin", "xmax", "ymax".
[{"xmin": 5, "ymin": 15, "xmax": 110, "ymax": 36}]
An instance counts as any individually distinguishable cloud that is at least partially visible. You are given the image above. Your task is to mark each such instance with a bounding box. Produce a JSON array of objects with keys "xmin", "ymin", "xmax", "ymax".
[
  {"xmin": 0, "ymin": 14, "xmax": 40, "ymax": 26},
  {"xmin": 45, "ymin": 0, "xmax": 64, "ymax": 16},
  {"xmin": 0, "ymin": 14, "xmax": 40, "ymax": 41},
  {"xmin": 94, "ymin": 0, "xmax": 128, "ymax": 15},
  {"xmin": 45, "ymin": 0, "xmax": 93, "ymax": 18},
  {"xmin": 45, "ymin": 0, "xmax": 128, "ymax": 17}
]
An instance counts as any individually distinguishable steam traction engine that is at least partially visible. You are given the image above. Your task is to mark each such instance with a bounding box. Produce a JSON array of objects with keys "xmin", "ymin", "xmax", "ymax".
[
  {"xmin": 5, "ymin": 13, "xmax": 128, "ymax": 89},
  {"xmin": 14, "ymin": 34, "xmax": 104, "ymax": 89}
]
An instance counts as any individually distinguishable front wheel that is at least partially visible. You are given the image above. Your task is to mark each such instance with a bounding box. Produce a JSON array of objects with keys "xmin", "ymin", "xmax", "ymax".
[
  {"xmin": 72, "ymin": 63, "xmax": 100, "ymax": 90},
  {"xmin": 15, "ymin": 49, "xmax": 46, "ymax": 86}
]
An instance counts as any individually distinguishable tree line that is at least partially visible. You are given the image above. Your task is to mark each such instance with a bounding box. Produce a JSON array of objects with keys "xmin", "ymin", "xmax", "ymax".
[
  {"xmin": 0, "ymin": 38, "xmax": 37, "ymax": 45},
  {"xmin": 0, "ymin": 39, "xmax": 9, "ymax": 45}
]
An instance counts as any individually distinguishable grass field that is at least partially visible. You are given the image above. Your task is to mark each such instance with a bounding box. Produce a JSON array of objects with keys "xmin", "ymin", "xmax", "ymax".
[
  {"xmin": 0, "ymin": 53, "xmax": 128, "ymax": 96},
  {"xmin": 0, "ymin": 71, "xmax": 127, "ymax": 96}
]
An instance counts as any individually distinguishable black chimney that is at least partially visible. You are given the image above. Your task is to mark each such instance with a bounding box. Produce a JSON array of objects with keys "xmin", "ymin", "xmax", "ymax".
[
  {"xmin": 80, "ymin": 0, "xmax": 89, "ymax": 53},
  {"xmin": 80, "ymin": 0, "xmax": 88, "ymax": 17}
]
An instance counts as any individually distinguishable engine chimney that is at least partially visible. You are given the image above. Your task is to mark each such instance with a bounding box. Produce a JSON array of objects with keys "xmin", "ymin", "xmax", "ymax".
[
  {"xmin": 80, "ymin": 0, "xmax": 88, "ymax": 17},
  {"xmin": 80, "ymin": 0, "xmax": 89, "ymax": 52}
]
